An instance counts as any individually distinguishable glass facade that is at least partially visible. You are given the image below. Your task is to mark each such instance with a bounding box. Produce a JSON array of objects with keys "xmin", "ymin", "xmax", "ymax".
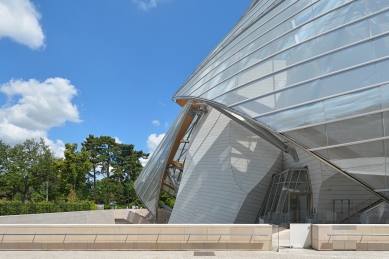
[
  {"xmin": 162, "ymin": 109, "xmax": 204, "ymax": 199},
  {"xmin": 134, "ymin": 103, "xmax": 206, "ymax": 217},
  {"xmin": 172, "ymin": 0, "xmax": 389, "ymax": 196},
  {"xmin": 259, "ymin": 168, "xmax": 312, "ymax": 224},
  {"xmin": 134, "ymin": 104, "xmax": 192, "ymax": 217}
]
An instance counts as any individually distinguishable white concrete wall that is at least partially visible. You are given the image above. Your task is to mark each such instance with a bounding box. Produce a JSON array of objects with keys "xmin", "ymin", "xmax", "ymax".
[
  {"xmin": 290, "ymin": 223, "xmax": 311, "ymax": 248},
  {"xmin": 313, "ymin": 224, "xmax": 389, "ymax": 250},
  {"xmin": 169, "ymin": 108, "xmax": 282, "ymax": 224},
  {"xmin": 0, "ymin": 224, "xmax": 272, "ymax": 251}
]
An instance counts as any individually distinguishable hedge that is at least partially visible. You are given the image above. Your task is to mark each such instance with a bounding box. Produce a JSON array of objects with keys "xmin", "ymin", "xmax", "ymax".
[{"xmin": 0, "ymin": 201, "xmax": 96, "ymax": 216}]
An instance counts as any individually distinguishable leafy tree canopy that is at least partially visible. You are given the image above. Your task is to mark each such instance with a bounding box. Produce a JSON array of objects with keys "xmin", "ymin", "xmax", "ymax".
[{"xmin": 0, "ymin": 136, "xmax": 149, "ymax": 207}]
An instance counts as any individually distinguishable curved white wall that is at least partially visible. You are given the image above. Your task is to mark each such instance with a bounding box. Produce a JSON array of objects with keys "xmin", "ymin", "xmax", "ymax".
[{"xmin": 169, "ymin": 108, "xmax": 282, "ymax": 224}]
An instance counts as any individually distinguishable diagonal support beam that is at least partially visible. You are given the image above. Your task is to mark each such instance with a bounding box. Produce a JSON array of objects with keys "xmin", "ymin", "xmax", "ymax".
[{"xmin": 165, "ymin": 167, "xmax": 179, "ymax": 193}]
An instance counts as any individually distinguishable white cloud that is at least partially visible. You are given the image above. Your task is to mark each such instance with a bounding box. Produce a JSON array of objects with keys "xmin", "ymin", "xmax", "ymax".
[
  {"xmin": 147, "ymin": 133, "xmax": 165, "ymax": 153},
  {"xmin": 45, "ymin": 139, "xmax": 65, "ymax": 158},
  {"xmin": 114, "ymin": 137, "xmax": 122, "ymax": 144},
  {"xmin": 0, "ymin": 77, "xmax": 81, "ymax": 157},
  {"xmin": 132, "ymin": 0, "xmax": 170, "ymax": 11},
  {"xmin": 152, "ymin": 120, "xmax": 160, "ymax": 126},
  {"xmin": 164, "ymin": 122, "xmax": 168, "ymax": 128},
  {"xmin": 139, "ymin": 157, "xmax": 148, "ymax": 167},
  {"xmin": 0, "ymin": 0, "xmax": 45, "ymax": 49},
  {"xmin": 140, "ymin": 133, "xmax": 165, "ymax": 166}
]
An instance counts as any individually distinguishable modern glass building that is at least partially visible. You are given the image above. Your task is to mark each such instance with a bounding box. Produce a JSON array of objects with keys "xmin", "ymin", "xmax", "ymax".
[{"xmin": 135, "ymin": 0, "xmax": 389, "ymax": 224}]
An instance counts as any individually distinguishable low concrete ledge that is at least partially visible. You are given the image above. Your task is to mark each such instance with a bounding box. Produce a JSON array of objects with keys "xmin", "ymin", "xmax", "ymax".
[
  {"xmin": 312, "ymin": 224, "xmax": 389, "ymax": 251},
  {"xmin": 0, "ymin": 224, "xmax": 272, "ymax": 251},
  {"xmin": 0, "ymin": 209, "xmax": 160, "ymax": 224},
  {"xmin": 0, "ymin": 242, "xmax": 267, "ymax": 251}
]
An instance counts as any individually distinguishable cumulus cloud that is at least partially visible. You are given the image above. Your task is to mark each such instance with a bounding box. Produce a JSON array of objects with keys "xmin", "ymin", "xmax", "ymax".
[
  {"xmin": 132, "ymin": 0, "xmax": 170, "ymax": 11},
  {"xmin": 147, "ymin": 133, "xmax": 165, "ymax": 153},
  {"xmin": 152, "ymin": 120, "xmax": 160, "ymax": 126},
  {"xmin": 0, "ymin": 77, "xmax": 81, "ymax": 157},
  {"xmin": 139, "ymin": 157, "xmax": 148, "ymax": 167},
  {"xmin": 0, "ymin": 0, "xmax": 45, "ymax": 49},
  {"xmin": 140, "ymin": 133, "xmax": 165, "ymax": 166},
  {"xmin": 114, "ymin": 137, "xmax": 122, "ymax": 144}
]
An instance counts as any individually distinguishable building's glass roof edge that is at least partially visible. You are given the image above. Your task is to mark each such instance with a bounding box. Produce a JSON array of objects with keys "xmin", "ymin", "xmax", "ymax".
[{"xmin": 172, "ymin": 0, "xmax": 275, "ymax": 99}]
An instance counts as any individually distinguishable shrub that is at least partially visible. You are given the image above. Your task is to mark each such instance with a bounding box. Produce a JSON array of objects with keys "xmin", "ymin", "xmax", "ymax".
[{"xmin": 0, "ymin": 200, "xmax": 97, "ymax": 216}]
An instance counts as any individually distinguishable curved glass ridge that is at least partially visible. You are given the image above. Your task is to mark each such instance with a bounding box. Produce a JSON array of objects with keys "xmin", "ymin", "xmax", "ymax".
[
  {"xmin": 173, "ymin": 0, "xmax": 389, "ymax": 193},
  {"xmin": 134, "ymin": 104, "xmax": 192, "ymax": 217}
]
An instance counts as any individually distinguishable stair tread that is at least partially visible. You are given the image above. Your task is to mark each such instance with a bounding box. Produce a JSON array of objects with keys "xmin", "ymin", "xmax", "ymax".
[{"xmin": 340, "ymin": 199, "xmax": 384, "ymax": 223}]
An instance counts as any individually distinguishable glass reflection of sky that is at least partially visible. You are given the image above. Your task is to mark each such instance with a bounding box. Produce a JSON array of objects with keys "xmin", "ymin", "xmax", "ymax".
[{"xmin": 324, "ymin": 88, "xmax": 381, "ymax": 121}]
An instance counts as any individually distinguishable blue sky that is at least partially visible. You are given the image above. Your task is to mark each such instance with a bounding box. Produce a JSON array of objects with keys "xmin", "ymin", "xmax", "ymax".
[{"xmin": 0, "ymin": 0, "xmax": 251, "ymax": 157}]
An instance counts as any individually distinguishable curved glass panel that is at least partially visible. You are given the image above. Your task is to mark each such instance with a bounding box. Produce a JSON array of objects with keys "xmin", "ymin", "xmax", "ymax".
[
  {"xmin": 324, "ymin": 88, "xmax": 381, "ymax": 121},
  {"xmin": 285, "ymin": 125, "xmax": 327, "ymax": 149},
  {"xmin": 134, "ymin": 104, "xmax": 191, "ymax": 217},
  {"xmin": 328, "ymin": 140, "xmax": 385, "ymax": 169},
  {"xmin": 175, "ymin": 0, "xmax": 382, "ymax": 101},
  {"xmin": 276, "ymin": 102, "xmax": 324, "ymax": 131}
]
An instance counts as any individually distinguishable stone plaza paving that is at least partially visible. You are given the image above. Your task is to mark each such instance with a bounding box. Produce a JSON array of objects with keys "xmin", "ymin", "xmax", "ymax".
[{"xmin": 1, "ymin": 250, "xmax": 389, "ymax": 259}]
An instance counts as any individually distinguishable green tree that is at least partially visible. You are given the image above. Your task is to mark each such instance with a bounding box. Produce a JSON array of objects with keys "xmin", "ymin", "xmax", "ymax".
[
  {"xmin": 56, "ymin": 143, "xmax": 92, "ymax": 200},
  {"xmin": 98, "ymin": 136, "xmax": 116, "ymax": 179},
  {"xmin": 0, "ymin": 135, "xmax": 146, "ymax": 206},
  {"xmin": 0, "ymin": 141, "xmax": 11, "ymax": 199},
  {"xmin": 38, "ymin": 141, "xmax": 56, "ymax": 201},
  {"xmin": 111, "ymin": 143, "xmax": 148, "ymax": 183},
  {"xmin": 5, "ymin": 139, "xmax": 52, "ymax": 203},
  {"xmin": 82, "ymin": 135, "xmax": 103, "ymax": 188}
]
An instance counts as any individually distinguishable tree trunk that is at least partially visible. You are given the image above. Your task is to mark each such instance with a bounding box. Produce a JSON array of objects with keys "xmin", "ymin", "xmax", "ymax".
[
  {"xmin": 93, "ymin": 166, "xmax": 96, "ymax": 188},
  {"xmin": 23, "ymin": 190, "xmax": 28, "ymax": 204},
  {"xmin": 23, "ymin": 180, "xmax": 29, "ymax": 204},
  {"xmin": 46, "ymin": 180, "xmax": 49, "ymax": 201},
  {"xmin": 107, "ymin": 161, "xmax": 110, "ymax": 178}
]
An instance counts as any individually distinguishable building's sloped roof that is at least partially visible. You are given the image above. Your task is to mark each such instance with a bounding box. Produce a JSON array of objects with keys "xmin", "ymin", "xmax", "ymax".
[{"xmin": 172, "ymin": 0, "xmax": 389, "ymax": 197}]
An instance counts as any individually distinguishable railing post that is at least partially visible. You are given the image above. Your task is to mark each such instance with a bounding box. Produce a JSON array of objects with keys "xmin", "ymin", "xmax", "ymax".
[{"xmin": 277, "ymin": 225, "xmax": 279, "ymax": 252}]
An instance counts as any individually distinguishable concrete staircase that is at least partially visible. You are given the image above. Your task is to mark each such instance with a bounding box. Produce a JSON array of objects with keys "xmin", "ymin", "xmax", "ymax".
[
  {"xmin": 340, "ymin": 198, "xmax": 384, "ymax": 223},
  {"xmin": 126, "ymin": 209, "xmax": 171, "ymax": 224}
]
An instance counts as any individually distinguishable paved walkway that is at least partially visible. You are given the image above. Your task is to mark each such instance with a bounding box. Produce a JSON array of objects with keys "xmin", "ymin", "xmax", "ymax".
[{"xmin": 1, "ymin": 250, "xmax": 389, "ymax": 259}]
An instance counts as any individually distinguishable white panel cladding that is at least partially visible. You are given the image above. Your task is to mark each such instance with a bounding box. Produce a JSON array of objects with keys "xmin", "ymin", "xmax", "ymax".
[
  {"xmin": 283, "ymin": 145, "xmax": 375, "ymax": 214},
  {"xmin": 169, "ymin": 108, "xmax": 282, "ymax": 224},
  {"xmin": 317, "ymin": 172, "xmax": 375, "ymax": 214}
]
